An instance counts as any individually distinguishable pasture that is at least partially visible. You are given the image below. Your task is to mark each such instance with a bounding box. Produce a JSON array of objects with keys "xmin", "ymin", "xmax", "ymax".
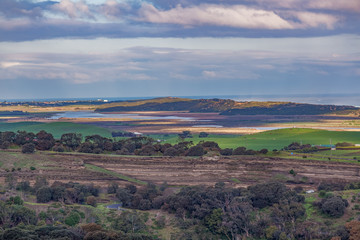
[{"xmin": 149, "ymin": 128, "xmax": 360, "ymax": 150}]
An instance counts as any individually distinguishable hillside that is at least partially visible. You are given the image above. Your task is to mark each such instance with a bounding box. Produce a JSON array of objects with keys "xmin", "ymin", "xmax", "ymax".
[{"xmin": 96, "ymin": 97, "xmax": 358, "ymax": 115}]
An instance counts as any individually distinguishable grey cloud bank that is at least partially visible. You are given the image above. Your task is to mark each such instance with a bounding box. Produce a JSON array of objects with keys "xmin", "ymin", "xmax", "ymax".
[{"xmin": 0, "ymin": 0, "xmax": 359, "ymax": 99}]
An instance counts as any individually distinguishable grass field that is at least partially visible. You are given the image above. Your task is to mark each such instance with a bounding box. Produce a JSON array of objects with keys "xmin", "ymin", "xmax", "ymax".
[
  {"xmin": 1, "ymin": 121, "xmax": 360, "ymax": 151},
  {"xmin": 149, "ymin": 128, "xmax": 360, "ymax": 150},
  {"xmin": 0, "ymin": 122, "xmax": 112, "ymax": 138}
]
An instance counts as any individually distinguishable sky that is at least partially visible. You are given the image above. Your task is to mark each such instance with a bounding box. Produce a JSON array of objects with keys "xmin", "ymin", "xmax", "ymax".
[{"xmin": 0, "ymin": 0, "xmax": 360, "ymax": 100}]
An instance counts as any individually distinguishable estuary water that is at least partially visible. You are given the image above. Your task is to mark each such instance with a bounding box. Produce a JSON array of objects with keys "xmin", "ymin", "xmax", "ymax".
[{"xmin": 48, "ymin": 111, "xmax": 194, "ymax": 121}]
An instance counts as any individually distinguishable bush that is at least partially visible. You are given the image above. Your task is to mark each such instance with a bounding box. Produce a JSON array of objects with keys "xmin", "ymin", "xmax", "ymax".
[
  {"xmin": 22, "ymin": 143, "xmax": 35, "ymax": 153},
  {"xmin": 220, "ymin": 148, "xmax": 233, "ymax": 156},
  {"xmin": 199, "ymin": 132, "xmax": 209, "ymax": 138},
  {"xmin": 65, "ymin": 212, "xmax": 81, "ymax": 226},
  {"xmin": 163, "ymin": 147, "xmax": 178, "ymax": 156},
  {"xmin": 321, "ymin": 196, "xmax": 348, "ymax": 218},
  {"xmin": 259, "ymin": 148, "xmax": 268, "ymax": 154},
  {"xmin": 86, "ymin": 196, "xmax": 97, "ymax": 207},
  {"xmin": 30, "ymin": 166, "xmax": 36, "ymax": 171},
  {"xmin": 233, "ymin": 147, "xmax": 246, "ymax": 155},
  {"xmin": 36, "ymin": 187, "xmax": 53, "ymax": 203},
  {"xmin": 186, "ymin": 145, "xmax": 205, "ymax": 156}
]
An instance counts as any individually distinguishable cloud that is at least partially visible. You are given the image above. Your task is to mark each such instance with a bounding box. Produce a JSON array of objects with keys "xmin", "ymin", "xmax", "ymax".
[
  {"xmin": 0, "ymin": 62, "xmax": 22, "ymax": 68},
  {"xmin": 290, "ymin": 11, "xmax": 340, "ymax": 29},
  {"xmin": 307, "ymin": 0, "xmax": 360, "ymax": 13},
  {"xmin": 138, "ymin": 4, "xmax": 294, "ymax": 29},
  {"xmin": 52, "ymin": 0, "xmax": 93, "ymax": 19},
  {"xmin": 202, "ymin": 70, "xmax": 216, "ymax": 77}
]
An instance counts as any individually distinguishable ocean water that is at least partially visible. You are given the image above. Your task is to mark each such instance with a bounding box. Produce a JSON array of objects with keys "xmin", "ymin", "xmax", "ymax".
[{"xmin": 3, "ymin": 93, "xmax": 360, "ymax": 107}]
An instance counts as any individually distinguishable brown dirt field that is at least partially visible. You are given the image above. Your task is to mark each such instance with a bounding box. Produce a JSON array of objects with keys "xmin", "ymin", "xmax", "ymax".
[{"xmin": 1, "ymin": 151, "xmax": 359, "ymax": 190}]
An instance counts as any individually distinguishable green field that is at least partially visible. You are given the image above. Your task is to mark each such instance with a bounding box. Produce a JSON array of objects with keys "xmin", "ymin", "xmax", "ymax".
[
  {"xmin": 149, "ymin": 128, "xmax": 360, "ymax": 150},
  {"xmin": 0, "ymin": 122, "xmax": 112, "ymax": 139},
  {"xmin": 1, "ymin": 122, "xmax": 360, "ymax": 151}
]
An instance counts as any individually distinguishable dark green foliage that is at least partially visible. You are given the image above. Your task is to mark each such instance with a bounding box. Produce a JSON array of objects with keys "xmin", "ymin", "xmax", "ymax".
[
  {"xmin": 7, "ymin": 196, "xmax": 23, "ymax": 205},
  {"xmin": 186, "ymin": 145, "xmax": 205, "ymax": 156},
  {"xmin": 111, "ymin": 211, "xmax": 147, "ymax": 234},
  {"xmin": 35, "ymin": 130, "xmax": 55, "ymax": 150},
  {"xmin": 220, "ymin": 148, "xmax": 233, "ymax": 156},
  {"xmin": 16, "ymin": 181, "xmax": 31, "ymax": 192},
  {"xmin": 248, "ymin": 182, "xmax": 304, "ymax": 209},
  {"xmin": 36, "ymin": 187, "xmax": 53, "ymax": 203},
  {"xmin": 116, "ymin": 188, "xmax": 132, "ymax": 207},
  {"xmin": 15, "ymin": 131, "xmax": 35, "ymax": 145},
  {"xmin": 125, "ymin": 184, "xmax": 137, "ymax": 194},
  {"xmin": 199, "ymin": 132, "xmax": 209, "ymax": 138},
  {"xmin": 86, "ymin": 196, "xmax": 97, "ymax": 207},
  {"xmin": 64, "ymin": 211, "xmax": 81, "ymax": 226},
  {"xmin": 52, "ymin": 144, "xmax": 65, "ymax": 152},
  {"xmin": 259, "ymin": 148, "xmax": 268, "ymax": 154},
  {"xmin": 200, "ymin": 141, "xmax": 220, "ymax": 151},
  {"xmin": 163, "ymin": 147, "xmax": 178, "ymax": 156},
  {"xmin": 320, "ymin": 196, "xmax": 348, "ymax": 218},
  {"xmin": 233, "ymin": 146, "xmax": 247, "ymax": 155},
  {"xmin": 107, "ymin": 182, "xmax": 119, "ymax": 194},
  {"xmin": 318, "ymin": 181, "xmax": 346, "ymax": 191},
  {"xmin": 61, "ymin": 133, "xmax": 82, "ymax": 150},
  {"xmin": 22, "ymin": 143, "xmax": 35, "ymax": 153}
]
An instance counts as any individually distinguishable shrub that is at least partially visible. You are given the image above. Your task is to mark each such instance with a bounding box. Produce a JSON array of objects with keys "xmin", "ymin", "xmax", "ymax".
[
  {"xmin": 164, "ymin": 147, "xmax": 178, "ymax": 156},
  {"xmin": 30, "ymin": 166, "xmax": 36, "ymax": 171},
  {"xmin": 233, "ymin": 147, "xmax": 246, "ymax": 155},
  {"xmin": 259, "ymin": 148, "xmax": 268, "ymax": 154},
  {"xmin": 220, "ymin": 148, "xmax": 233, "ymax": 156},
  {"xmin": 65, "ymin": 212, "xmax": 81, "ymax": 226},
  {"xmin": 199, "ymin": 132, "xmax": 209, "ymax": 138},
  {"xmin": 86, "ymin": 196, "xmax": 97, "ymax": 207},
  {"xmin": 36, "ymin": 187, "xmax": 53, "ymax": 203},
  {"xmin": 321, "ymin": 196, "xmax": 348, "ymax": 218},
  {"xmin": 186, "ymin": 145, "xmax": 205, "ymax": 156},
  {"xmin": 22, "ymin": 143, "xmax": 35, "ymax": 153}
]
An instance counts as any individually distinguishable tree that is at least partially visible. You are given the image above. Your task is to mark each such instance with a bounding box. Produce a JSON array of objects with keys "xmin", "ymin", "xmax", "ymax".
[
  {"xmin": 35, "ymin": 130, "xmax": 55, "ymax": 150},
  {"xmin": 220, "ymin": 148, "xmax": 233, "ymax": 156},
  {"xmin": 116, "ymin": 188, "xmax": 132, "ymax": 207},
  {"xmin": 186, "ymin": 145, "xmax": 205, "ymax": 156},
  {"xmin": 36, "ymin": 187, "xmax": 53, "ymax": 203},
  {"xmin": 233, "ymin": 147, "xmax": 247, "ymax": 155},
  {"xmin": 86, "ymin": 196, "xmax": 97, "ymax": 207},
  {"xmin": 321, "ymin": 196, "xmax": 348, "ymax": 218},
  {"xmin": 164, "ymin": 147, "xmax": 178, "ymax": 156},
  {"xmin": 22, "ymin": 143, "xmax": 35, "ymax": 153},
  {"xmin": 61, "ymin": 133, "xmax": 82, "ymax": 150},
  {"xmin": 199, "ymin": 132, "xmax": 209, "ymax": 138},
  {"xmin": 15, "ymin": 131, "xmax": 35, "ymax": 145},
  {"xmin": 107, "ymin": 182, "xmax": 119, "ymax": 194}
]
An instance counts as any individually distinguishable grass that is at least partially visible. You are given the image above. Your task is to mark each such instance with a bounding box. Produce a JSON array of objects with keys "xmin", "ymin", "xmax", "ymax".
[
  {"xmin": 84, "ymin": 164, "xmax": 147, "ymax": 185},
  {"xmin": 0, "ymin": 122, "xmax": 112, "ymax": 138},
  {"xmin": 304, "ymin": 194, "xmax": 318, "ymax": 219},
  {"xmin": 149, "ymin": 128, "xmax": 360, "ymax": 150}
]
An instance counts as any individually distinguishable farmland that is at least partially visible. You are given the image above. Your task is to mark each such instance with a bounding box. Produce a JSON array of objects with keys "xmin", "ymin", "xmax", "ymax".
[{"xmin": 1, "ymin": 97, "xmax": 360, "ymax": 239}]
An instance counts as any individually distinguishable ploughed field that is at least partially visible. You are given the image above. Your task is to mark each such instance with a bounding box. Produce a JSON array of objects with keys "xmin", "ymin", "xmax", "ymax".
[{"xmin": 1, "ymin": 150, "xmax": 360, "ymax": 189}]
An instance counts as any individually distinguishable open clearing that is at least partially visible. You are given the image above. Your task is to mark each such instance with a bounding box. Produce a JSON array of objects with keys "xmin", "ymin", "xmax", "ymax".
[{"xmin": 1, "ymin": 150, "xmax": 360, "ymax": 190}]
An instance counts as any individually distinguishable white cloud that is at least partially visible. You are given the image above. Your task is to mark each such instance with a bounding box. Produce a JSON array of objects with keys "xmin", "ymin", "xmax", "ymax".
[
  {"xmin": 52, "ymin": 0, "xmax": 92, "ymax": 19},
  {"xmin": 291, "ymin": 11, "xmax": 340, "ymax": 29},
  {"xmin": 308, "ymin": 0, "xmax": 360, "ymax": 13},
  {"xmin": 138, "ymin": 4, "xmax": 294, "ymax": 29},
  {"xmin": 202, "ymin": 70, "xmax": 216, "ymax": 77},
  {"xmin": 0, "ymin": 62, "xmax": 22, "ymax": 68}
]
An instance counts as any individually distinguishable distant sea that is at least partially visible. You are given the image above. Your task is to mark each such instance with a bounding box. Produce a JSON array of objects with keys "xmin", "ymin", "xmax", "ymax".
[{"xmin": 3, "ymin": 93, "xmax": 360, "ymax": 107}]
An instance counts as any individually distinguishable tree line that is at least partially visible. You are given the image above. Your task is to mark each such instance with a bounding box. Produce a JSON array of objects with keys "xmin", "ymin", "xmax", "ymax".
[{"xmin": 0, "ymin": 130, "xmax": 272, "ymax": 156}]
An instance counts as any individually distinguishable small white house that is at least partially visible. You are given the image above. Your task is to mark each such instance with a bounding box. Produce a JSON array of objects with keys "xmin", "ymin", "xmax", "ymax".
[{"xmin": 306, "ymin": 189, "xmax": 315, "ymax": 194}]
